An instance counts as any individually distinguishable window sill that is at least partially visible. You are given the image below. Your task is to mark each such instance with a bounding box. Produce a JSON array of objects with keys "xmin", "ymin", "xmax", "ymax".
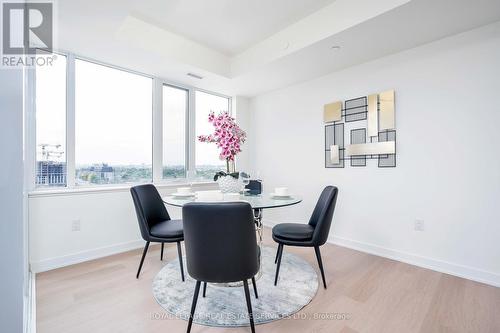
[{"xmin": 28, "ymin": 180, "xmax": 217, "ymax": 198}]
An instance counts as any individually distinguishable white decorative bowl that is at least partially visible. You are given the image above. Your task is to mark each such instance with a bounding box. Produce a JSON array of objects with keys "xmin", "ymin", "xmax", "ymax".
[{"xmin": 217, "ymin": 175, "xmax": 242, "ymax": 193}]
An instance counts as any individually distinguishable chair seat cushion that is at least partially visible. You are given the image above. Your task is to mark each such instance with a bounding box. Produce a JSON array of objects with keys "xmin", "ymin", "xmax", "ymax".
[
  {"xmin": 272, "ymin": 223, "xmax": 314, "ymax": 241},
  {"xmin": 150, "ymin": 219, "xmax": 183, "ymax": 239}
]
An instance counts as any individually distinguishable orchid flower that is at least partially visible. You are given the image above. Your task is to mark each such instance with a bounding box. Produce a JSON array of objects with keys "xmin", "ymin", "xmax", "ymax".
[{"xmin": 197, "ymin": 111, "xmax": 246, "ymax": 172}]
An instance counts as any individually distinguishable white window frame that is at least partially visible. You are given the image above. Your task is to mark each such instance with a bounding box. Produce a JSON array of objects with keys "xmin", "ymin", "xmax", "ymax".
[
  {"xmin": 192, "ymin": 89, "xmax": 233, "ymax": 177},
  {"xmin": 29, "ymin": 50, "xmax": 232, "ymax": 192},
  {"xmin": 156, "ymin": 82, "xmax": 190, "ymax": 183}
]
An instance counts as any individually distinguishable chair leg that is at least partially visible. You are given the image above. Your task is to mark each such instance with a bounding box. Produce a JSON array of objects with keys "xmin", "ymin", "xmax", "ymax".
[
  {"xmin": 274, "ymin": 244, "xmax": 284, "ymax": 286},
  {"xmin": 251, "ymin": 277, "xmax": 258, "ymax": 299},
  {"xmin": 202, "ymin": 282, "xmax": 207, "ymax": 298},
  {"xmin": 136, "ymin": 241, "xmax": 150, "ymax": 279},
  {"xmin": 243, "ymin": 280, "xmax": 256, "ymax": 333},
  {"xmin": 160, "ymin": 242, "xmax": 164, "ymax": 261},
  {"xmin": 274, "ymin": 243, "xmax": 283, "ymax": 264},
  {"xmin": 314, "ymin": 246, "xmax": 327, "ymax": 289},
  {"xmin": 177, "ymin": 241, "xmax": 185, "ymax": 281},
  {"xmin": 187, "ymin": 280, "xmax": 201, "ymax": 333}
]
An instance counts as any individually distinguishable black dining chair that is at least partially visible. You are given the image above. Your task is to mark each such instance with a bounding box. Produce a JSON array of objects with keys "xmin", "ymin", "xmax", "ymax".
[
  {"xmin": 130, "ymin": 184, "xmax": 185, "ymax": 280},
  {"xmin": 272, "ymin": 186, "xmax": 338, "ymax": 289},
  {"xmin": 183, "ymin": 202, "xmax": 259, "ymax": 333}
]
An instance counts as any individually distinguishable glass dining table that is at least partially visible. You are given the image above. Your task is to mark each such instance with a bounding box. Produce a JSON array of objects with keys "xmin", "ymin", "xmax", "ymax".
[{"xmin": 162, "ymin": 193, "xmax": 302, "ymax": 284}]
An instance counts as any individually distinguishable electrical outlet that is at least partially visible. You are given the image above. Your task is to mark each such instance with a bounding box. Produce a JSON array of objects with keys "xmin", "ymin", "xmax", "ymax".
[
  {"xmin": 71, "ymin": 219, "xmax": 81, "ymax": 232},
  {"xmin": 414, "ymin": 219, "xmax": 425, "ymax": 231}
]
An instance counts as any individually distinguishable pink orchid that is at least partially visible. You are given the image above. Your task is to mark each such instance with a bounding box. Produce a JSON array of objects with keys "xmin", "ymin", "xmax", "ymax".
[{"xmin": 198, "ymin": 111, "xmax": 247, "ymax": 169}]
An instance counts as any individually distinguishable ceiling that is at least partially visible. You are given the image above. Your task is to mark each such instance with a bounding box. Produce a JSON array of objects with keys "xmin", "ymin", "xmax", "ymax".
[
  {"xmin": 56, "ymin": 0, "xmax": 500, "ymax": 97},
  {"xmin": 133, "ymin": 0, "xmax": 337, "ymax": 56}
]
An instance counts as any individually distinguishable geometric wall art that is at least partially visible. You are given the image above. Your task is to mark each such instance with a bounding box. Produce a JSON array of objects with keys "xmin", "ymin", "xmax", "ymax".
[{"xmin": 324, "ymin": 90, "xmax": 396, "ymax": 168}]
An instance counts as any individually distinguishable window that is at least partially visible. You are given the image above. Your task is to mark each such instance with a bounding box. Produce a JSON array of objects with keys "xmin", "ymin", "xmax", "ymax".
[
  {"xmin": 33, "ymin": 51, "xmax": 231, "ymax": 189},
  {"xmin": 162, "ymin": 85, "xmax": 187, "ymax": 179},
  {"xmin": 35, "ymin": 53, "xmax": 67, "ymax": 187},
  {"xmin": 195, "ymin": 91, "xmax": 230, "ymax": 179},
  {"xmin": 74, "ymin": 59, "xmax": 153, "ymax": 185}
]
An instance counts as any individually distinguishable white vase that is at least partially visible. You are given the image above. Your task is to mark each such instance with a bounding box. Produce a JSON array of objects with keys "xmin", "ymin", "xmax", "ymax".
[{"xmin": 217, "ymin": 175, "xmax": 241, "ymax": 193}]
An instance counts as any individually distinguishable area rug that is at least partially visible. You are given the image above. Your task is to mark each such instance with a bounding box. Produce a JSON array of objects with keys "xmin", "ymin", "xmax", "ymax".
[{"xmin": 152, "ymin": 246, "xmax": 318, "ymax": 327}]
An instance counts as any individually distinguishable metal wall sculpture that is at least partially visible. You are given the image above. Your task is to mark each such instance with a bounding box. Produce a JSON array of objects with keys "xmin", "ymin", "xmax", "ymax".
[{"xmin": 324, "ymin": 90, "xmax": 396, "ymax": 168}]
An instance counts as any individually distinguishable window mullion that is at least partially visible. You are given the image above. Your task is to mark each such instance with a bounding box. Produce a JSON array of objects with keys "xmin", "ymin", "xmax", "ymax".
[
  {"xmin": 187, "ymin": 88, "xmax": 196, "ymax": 179},
  {"xmin": 66, "ymin": 53, "xmax": 76, "ymax": 188},
  {"xmin": 152, "ymin": 78, "xmax": 163, "ymax": 183}
]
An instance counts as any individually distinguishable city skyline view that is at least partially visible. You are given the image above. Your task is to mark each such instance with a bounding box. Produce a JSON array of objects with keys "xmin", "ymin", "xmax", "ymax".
[{"xmin": 36, "ymin": 158, "xmax": 226, "ymax": 187}]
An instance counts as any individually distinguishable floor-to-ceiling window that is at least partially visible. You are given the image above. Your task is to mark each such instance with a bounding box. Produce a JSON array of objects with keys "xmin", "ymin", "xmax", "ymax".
[
  {"xmin": 162, "ymin": 85, "xmax": 187, "ymax": 179},
  {"xmin": 33, "ymin": 52, "xmax": 231, "ymax": 189},
  {"xmin": 74, "ymin": 59, "xmax": 153, "ymax": 185},
  {"xmin": 35, "ymin": 52, "xmax": 67, "ymax": 187}
]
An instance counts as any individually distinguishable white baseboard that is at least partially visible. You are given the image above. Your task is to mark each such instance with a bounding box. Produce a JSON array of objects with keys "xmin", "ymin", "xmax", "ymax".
[
  {"xmin": 30, "ymin": 239, "xmax": 145, "ymax": 273},
  {"xmin": 263, "ymin": 220, "xmax": 500, "ymax": 288},
  {"xmin": 25, "ymin": 271, "xmax": 35, "ymax": 333}
]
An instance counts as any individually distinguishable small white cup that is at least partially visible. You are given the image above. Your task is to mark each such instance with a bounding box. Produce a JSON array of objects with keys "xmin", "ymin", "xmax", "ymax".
[
  {"xmin": 275, "ymin": 187, "xmax": 289, "ymax": 196},
  {"xmin": 177, "ymin": 187, "xmax": 191, "ymax": 195}
]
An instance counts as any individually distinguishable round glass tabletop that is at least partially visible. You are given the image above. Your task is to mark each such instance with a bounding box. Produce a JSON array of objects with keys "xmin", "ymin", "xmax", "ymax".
[{"xmin": 162, "ymin": 193, "xmax": 302, "ymax": 210}]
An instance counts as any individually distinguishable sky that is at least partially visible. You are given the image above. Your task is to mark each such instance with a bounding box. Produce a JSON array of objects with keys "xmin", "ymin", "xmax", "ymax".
[
  {"xmin": 36, "ymin": 56, "xmax": 228, "ymax": 168},
  {"xmin": 35, "ymin": 53, "xmax": 66, "ymax": 161}
]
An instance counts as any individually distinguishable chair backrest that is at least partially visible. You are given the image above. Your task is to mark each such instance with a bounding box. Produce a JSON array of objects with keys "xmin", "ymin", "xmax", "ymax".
[
  {"xmin": 308, "ymin": 186, "xmax": 339, "ymax": 246},
  {"xmin": 130, "ymin": 184, "xmax": 171, "ymax": 241},
  {"xmin": 182, "ymin": 202, "xmax": 259, "ymax": 283}
]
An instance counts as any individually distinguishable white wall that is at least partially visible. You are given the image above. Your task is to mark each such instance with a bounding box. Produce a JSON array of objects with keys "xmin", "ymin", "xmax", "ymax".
[
  {"xmin": 0, "ymin": 68, "xmax": 26, "ymax": 332},
  {"xmin": 233, "ymin": 96, "xmax": 253, "ymax": 173},
  {"xmin": 29, "ymin": 183, "xmax": 216, "ymax": 272},
  {"xmin": 249, "ymin": 22, "xmax": 500, "ymax": 286}
]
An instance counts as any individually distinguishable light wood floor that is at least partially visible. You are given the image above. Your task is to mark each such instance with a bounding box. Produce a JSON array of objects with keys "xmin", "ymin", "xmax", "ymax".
[{"xmin": 36, "ymin": 228, "xmax": 500, "ymax": 333}]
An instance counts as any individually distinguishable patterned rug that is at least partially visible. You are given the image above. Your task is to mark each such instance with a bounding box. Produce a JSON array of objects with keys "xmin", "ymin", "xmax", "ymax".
[{"xmin": 152, "ymin": 246, "xmax": 318, "ymax": 327}]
